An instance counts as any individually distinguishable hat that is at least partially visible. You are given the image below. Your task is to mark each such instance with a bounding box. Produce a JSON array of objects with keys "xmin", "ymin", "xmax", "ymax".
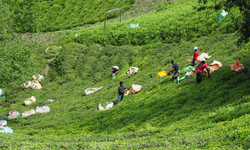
[
  {"xmin": 193, "ymin": 47, "xmax": 198, "ymax": 50},
  {"xmin": 201, "ymin": 58, "xmax": 205, "ymax": 62}
]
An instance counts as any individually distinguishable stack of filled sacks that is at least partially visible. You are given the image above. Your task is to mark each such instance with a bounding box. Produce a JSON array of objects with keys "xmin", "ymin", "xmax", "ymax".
[{"xmin": 22, "ymin": 74, "xmax": 44, "ymax": 89}]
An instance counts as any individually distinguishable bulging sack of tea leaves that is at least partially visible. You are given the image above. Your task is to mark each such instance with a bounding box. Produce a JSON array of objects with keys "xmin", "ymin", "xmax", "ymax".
[
  {"xmin": 36, "ymin": 106, "xmax": 50, "ymax": 113},
  {"xmin": 127, "ymin": 67, "xmax": 139, "ymax": 75},
  {"xmin": 24, "ymin": 96, "xmax": 36, "ymax": 106},
  {"xmin": 204, "ymin": 60, "xmax": 223, "ymax": 74},
  {"xmin": 22, "ymin": 109, "xmax": 36, "ymax": 117},
  {"xmin": 125, "ymin": 84, "xmax": 142, "ymax": 96}
]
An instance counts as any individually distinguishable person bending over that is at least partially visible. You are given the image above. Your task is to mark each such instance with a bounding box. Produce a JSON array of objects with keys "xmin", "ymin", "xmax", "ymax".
[
  {"xmin": 168, "ymin": 60, "xmax": 180, "ymax": 80},
  {"xmin": 195, "ymin": 58, "xmax": 210, "ymax": 83}
]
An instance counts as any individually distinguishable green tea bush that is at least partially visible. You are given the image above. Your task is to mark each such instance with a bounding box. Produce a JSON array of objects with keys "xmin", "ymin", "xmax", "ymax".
[
  {"xmin": 0, "ymin": 0, "xmax": 13, "ymax": 41},
  {"xmin": 59, "ymin": 0, "xmax": 242, "ymax": 46},
  {"xmin": 49, "ymin": 44, "xmax": 139, "ymax": 83},
  {"xmin": 36, "ymin": 0, "xmax": 135, "ymax": 32},
  {"xmin": 0, "ymin": 0, "xmax": 250, "ymax": 149}
]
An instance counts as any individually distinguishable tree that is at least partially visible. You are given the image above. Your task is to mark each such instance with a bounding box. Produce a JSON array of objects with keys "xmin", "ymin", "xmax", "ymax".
[
  {"xmin": 8, "ymin": 0, "xmax": 39, "ymax": 33},
  {"xmin": 224, "ymin": 0, "xmax": 250, "ymax": 43}
]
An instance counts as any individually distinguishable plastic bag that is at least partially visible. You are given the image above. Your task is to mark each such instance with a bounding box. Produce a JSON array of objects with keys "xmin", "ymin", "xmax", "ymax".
[
  {"xmin": 98, "ymin": 102, "xmax": 114, "ymax": 110},
  {"xmin": 0, "ymin": 127, "xmax": 13, "ymax": 133},
  {"xmin": 112, "ymin": 74, "xmax": 116, "ymax": 79},
  {"xmin": 0, "ymin": 120, "xmax": 7, "ymax": 126},
  {"xmin": 130, "ymin": 23, "xmax": 139, "ymax": 28},
  {"xmin": 0, "ymin": 89, "xmax": 5, "ymax": 99},
  {"xmin": 218, "ymin": 10, "xmax": 228, "ymax": 21}
]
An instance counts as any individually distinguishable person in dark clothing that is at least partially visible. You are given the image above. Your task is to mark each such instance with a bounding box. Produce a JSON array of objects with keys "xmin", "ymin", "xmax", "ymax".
[
  {"xmin": 168, "ymin": 60, "xmax": 180, "ymax": 79},
  {"xmin": 195, "ymin": 58, "xmax": 210, "ymax": 83},
  {"xmin": 114, "ymin": 81, "xmax": 128, "ymax": 105},
  {"xmin": 112, "ymin": 66, "xmax": 119, "ymax": 75},
  {"xmin": 111, "ymin": 66, "xmax": 119, "ymax": 79}
]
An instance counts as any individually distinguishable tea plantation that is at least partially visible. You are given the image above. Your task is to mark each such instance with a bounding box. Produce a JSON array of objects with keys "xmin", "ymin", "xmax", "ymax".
[{"xmin": 0, "ymin": 0, "xmax": 250, "ymax": 149}]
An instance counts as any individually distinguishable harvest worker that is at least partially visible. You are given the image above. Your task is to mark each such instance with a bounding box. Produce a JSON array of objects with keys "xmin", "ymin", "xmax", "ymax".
[
  {"xmin": 168, "ymin": 60, "xmax": 180, "ymax": 79},
  {"xmin": 114, "ymin": 81, "xmax": 128, "ymax": 105},
  {"xmin": 195, "ymin": 58, "xmax": 210, "ymax": 83},
  {"xmin": 111, "ymin": 66, "xmax": 119, "ymax": 79},
  {"xmin": 192, "ymin": 47, "xmax": 199, "ymax": 66}
]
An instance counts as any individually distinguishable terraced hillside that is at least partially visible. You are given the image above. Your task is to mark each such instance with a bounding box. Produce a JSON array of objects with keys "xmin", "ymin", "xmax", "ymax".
[{"xmin": 0, "ymin": 0, "xmax": 250, "ymax": 149}]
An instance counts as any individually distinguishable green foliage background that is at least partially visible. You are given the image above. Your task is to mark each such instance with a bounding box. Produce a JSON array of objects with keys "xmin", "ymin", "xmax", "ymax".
[{"xmin": 0, "ymin": 0, "xmax": 250, "ymax": 149}]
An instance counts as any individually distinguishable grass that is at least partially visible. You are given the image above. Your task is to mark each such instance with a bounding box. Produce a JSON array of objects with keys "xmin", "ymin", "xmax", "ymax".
[{"xmin": 0, "ymin": 0, "xmax": 250, "ymax": 149}]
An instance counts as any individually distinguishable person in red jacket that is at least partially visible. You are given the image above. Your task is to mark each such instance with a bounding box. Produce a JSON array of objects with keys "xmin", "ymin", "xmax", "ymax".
[
  {"xmin": 195, "ymin": 58, "xmax": 210, "ymax": 83},
  {"xmin": 192, "ymin": 47, "xmax": 199, "ymax": 66}
]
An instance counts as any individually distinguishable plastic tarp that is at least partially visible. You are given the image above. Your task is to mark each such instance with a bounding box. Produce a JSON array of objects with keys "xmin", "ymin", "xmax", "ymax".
[
  {"xmin": 22, "ymin": 109, "xmax": 36, "ymax": 117},
  {"xmin": 84, "ymin": 87, "xmax": 103, "ymax": 95},
  {"xmin": 24, "ymin": 96, "xmax": 36, "ymax": 106},
  {"xmin": 184, "ymin": 65, "xmax": 195, "ymax": 70},
  {"xmin": 125, "ymin": 84, "xmax": 142, "ymax": 96},
  {"xmin": 177, "ymin": 76, "xmax": 186, "ymax": 84},
  {"xmin": 98, "ymin": 102, "xmax": 114, "ymax": 110},
  {"xmin": 185, "ymin": 72, "xmax": 195, "ymax": 76},
  {"xmin": 0, "ymin": 120, "xmax": 7, "ymax": 126},
  {"xmin": 196, "ymin": 53, "xmax": 212, "ymax": 63},
  {"xmin": 227, "ymin": 60, "xmax": 244, "ymax": 72},
  {"xmin": 0, "ymin": 89, "xmax": 5, "ymax": 99},
  {"xmin": 127, "ymin": 67, "xmax": 139, "ymax": 75},
  {"xmin": 0, "ymin": 127, "xmax": 13, "ymax": 133},
  {"xmin": 183, "ymin": 65, "xmax": 196, "ymax": 77},
  {"xmin": 205, "ymin": 60, "xmax": 222, "ymax": 74},
  {"xmin": 4, "ymin": 110, "xmax": 19, "ymax": 119},
  {"xmin": 186, "ymin": 53, "xmax": 212, "ymax": 63},
  {"xmin": 36, "ymin": 106, "xmax": 50, "ymax": 113}
]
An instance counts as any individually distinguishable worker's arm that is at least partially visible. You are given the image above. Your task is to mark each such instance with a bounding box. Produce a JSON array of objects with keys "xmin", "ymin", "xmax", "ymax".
[
  {"xmin": 206, "ymin": 68, "xmax": 210, "ymax": 78},
  {"xmin": 169, "ymin": 67, "xmax": 174, "ymax": 73}
]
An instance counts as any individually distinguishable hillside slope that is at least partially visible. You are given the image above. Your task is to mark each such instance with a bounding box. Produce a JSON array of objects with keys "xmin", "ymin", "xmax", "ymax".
[{"xmin": 0, "ymin": 0, "xmax": 250, "ymax": 149}]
